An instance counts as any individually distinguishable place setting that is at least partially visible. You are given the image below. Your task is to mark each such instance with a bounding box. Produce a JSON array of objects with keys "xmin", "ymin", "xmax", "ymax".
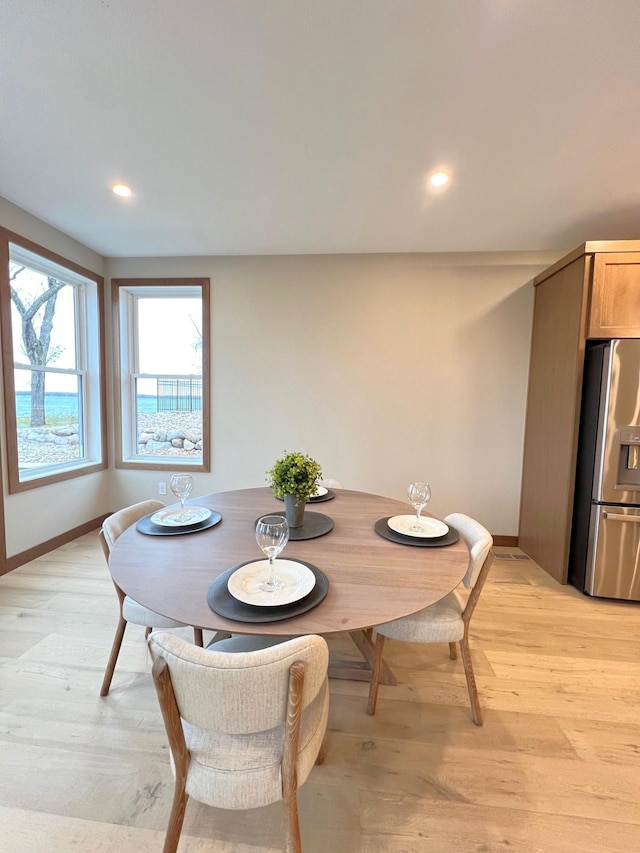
[
  {"xmin": 375, "ymin": 481, "xmax": 459, "ymax": 547},
  {"xmin": 136, "ymin": 474, "xmax": 222, "ymax": 536},
  {"xmin": 275, "ymin": 484, "xmax": 337, "ymax": 503},
  {"xmin": 207, "ymin": 514, "xmax": 329, "ymax": 622},
  {"xmin": 307, "ymin": 485, "xmax": 336, "ymax": 503}
]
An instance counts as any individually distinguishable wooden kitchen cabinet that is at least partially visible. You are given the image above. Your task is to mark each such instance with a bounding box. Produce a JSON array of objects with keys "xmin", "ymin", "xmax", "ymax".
[
  {"xmin": 589, "ymin": 252, "xmax": 640, "ymax": 338},
  {"xmin": 519, "ymin": 241, "xmax": 640, "ymax": 583}
]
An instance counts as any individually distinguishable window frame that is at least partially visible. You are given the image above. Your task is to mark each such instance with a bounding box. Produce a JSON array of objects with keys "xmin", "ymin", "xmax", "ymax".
[
  {"xmin": 0, "ymin": 228, "xmax": 107, "ymax": 493},
  {"xmin": 112, "ymin": 277, "xmax": 210, "ymax": 472}
]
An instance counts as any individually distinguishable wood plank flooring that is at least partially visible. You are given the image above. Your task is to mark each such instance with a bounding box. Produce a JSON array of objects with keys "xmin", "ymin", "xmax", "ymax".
[{"xmin": 0, "ymin": 535, "xmax": 639, "ymax": 852}]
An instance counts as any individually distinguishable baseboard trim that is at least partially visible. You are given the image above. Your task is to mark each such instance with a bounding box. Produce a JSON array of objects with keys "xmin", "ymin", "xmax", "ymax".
[
  {"xmin": 1, "ymin": 514, "xmax": 108, "ymax": 576},
  {"xmin": 492, "ymin": 535, "xmax": 519, "ymax": 547}
]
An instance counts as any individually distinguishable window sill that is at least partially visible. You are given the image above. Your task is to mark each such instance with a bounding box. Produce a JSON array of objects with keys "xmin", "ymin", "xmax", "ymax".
[
  {"xmin": 9, "ymin": 460, "xmax": 107, "ymax": 493},
  {"xmin": 115, "ymin": 458, "xmax": 209, "ymax": 472}
]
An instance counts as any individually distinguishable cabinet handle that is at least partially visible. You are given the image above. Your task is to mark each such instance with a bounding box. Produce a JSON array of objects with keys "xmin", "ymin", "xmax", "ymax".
[{"xmin": 603, "ymin": 511, "xmax": 640, "ymax": 523}]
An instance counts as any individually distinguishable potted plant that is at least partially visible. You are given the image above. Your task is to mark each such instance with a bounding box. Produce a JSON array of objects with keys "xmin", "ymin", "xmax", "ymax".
[{"xmin": 266, "ymin": 451, "xmax": 322, "ymax": 528}]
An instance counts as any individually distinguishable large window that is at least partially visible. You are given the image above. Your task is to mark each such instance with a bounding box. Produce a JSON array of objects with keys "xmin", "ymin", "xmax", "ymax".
[
  {"xmin": 0, "ymin": 231, "xmax": 106, "ymax": 491},
  {"xmin": 112, "ymin": 278, "xmax": 210, "ymax": 470}
]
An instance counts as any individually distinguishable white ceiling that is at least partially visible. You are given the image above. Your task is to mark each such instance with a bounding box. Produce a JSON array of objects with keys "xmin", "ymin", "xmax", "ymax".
[{"xmin": 1, "ymin": 1, "xmax": 639, "ymax": 258}]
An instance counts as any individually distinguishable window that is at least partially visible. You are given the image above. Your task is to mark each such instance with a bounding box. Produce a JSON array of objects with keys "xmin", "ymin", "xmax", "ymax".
[
  {"xmin": 112, "ymin": 278, "xmax": 210, "ymax": 470},
  {"xmin": 0, "ymin": 230, "xmax": 106, "ymax": 492}
]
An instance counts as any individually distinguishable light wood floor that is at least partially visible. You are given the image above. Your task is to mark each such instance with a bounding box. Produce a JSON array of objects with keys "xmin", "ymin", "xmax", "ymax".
[{"xmin": 0, "ymin": 535, "xmax": 639, "ymax": 852}]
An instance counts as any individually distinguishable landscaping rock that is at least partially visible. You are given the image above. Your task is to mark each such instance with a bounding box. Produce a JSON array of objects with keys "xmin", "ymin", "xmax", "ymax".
[{"xmin": 145, "ymin": 439, "xmax": 173, "ymax": 451}]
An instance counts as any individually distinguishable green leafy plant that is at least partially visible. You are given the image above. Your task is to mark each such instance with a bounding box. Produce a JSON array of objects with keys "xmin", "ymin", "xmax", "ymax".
[{"xmin": 267, "ymin": 451, "xmax": 322, "ymax": 501}]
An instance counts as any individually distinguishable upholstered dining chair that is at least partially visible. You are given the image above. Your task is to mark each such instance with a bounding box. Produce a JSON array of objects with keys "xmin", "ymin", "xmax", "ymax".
[
  {"xmin": 99, "ymin": 500, "xmax": 204, "ymax": 696},
  {"xmin": 148, "ymin": 631, "xmax": 330, "ymax": 853},
  {"xmin": 367, "ymin": 512, "xmax": 494, "ymax": 725},
  {"xmin": 319, "ymin": 478, "xmax": 344, "ymax": 489}
]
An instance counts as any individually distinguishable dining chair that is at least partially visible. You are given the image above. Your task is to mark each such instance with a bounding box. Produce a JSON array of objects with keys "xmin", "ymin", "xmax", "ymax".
[
  {"xmin": 366, "ymin": 512, "xmax": 494, "ymax": 724},
  {"xmin": 99, "ymin": 500, "xmax": 204, "ymax": 696},
  {"xmin": 148, "ymin": 631, "xmax": 330, "ymax": 853},
  {"xmin": 320, "ymin": 478, "xmax": 344, "ymax": 489}
]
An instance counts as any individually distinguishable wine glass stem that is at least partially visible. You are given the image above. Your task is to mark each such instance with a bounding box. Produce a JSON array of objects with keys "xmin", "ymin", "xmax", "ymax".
[
  {"xmin": 268, "ymin": 555, "xmax": 275, "ymax": 584},
  {"xmin": 416, "ymin": 508, "xmax": 421, "ymax": 526}
]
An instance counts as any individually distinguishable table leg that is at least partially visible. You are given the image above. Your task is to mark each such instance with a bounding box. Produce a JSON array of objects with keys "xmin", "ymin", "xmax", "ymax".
[
  {"xmin": 327, "ymin": 629, "xmax": 397, "ymax": 685},
  {"xmin": 205, "ymin": 630, "xmax": 233, "ymax": 648}
]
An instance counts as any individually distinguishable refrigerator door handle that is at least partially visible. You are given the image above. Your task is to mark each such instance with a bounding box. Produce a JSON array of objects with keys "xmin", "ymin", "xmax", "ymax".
[{"xmin": 602, "ymin": 511, "xmax": 640, "ymax": 523}]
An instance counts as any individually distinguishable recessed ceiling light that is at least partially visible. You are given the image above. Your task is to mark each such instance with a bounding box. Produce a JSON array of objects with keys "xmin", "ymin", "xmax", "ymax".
[
  {"xmin": 428, "ymin": 171, "xmax": 450, "ymax": 188},
  {"xmin": 112, "ymin": 183, "xmax": 132, "ymax": 198}
]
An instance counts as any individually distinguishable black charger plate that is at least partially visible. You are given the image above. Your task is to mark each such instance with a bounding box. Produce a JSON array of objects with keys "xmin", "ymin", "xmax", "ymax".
[
  {"xmin": 255, "ymin": 511, "xmax": 334, "ymax": 540},
  {"xmin": 374, "ymin": 517, "xmax": 460, "ymax": 547},
  {"xmin": 136, "ymin": 510, "xmax": 222, "ymax": 536},
  {"xmin": 207, "ymin": 559, "xmax": 329, "ymax": 623},
  {"xmin": 308, "ymin": 489, "xmax": 336, "ymax": 503}
]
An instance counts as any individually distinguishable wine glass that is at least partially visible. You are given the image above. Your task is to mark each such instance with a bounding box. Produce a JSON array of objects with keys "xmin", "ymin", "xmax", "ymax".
[
  {"xmin": 255, "ymin": 514, "xmax": 289, "ymax": 592},
  {"xmin": 407, "ymin": 481, "xmax": 431, "ymax": 532},
  {"xmin": 170, "ymin": 473, "xmax": 194, "ymax": 522}
]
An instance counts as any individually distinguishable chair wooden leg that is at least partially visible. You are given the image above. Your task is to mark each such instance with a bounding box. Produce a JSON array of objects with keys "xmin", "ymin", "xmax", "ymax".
[
  {"xmin": 162, "ymin": 780, "xmax": 189, "ymax": 853},
  {"xmin": 152, "ymin": 658, "xmax": 191, "ymax": 853},
  {"xmin": 366, "ymin": 634, "xmax": 386, "ymax": 716},
  {"xmin": 283, "ymin": 785, "xmax": 302, "ymax": 853},
  {"xmin": 193, "ymin": 627, "xmax": 204, "ymax": 647},
  {"xmin": 449, "ymin": 642, "xmax": 458, "ymax": 660},
  {"xmin": 459, "ymin": 631, "xmax": 483, "ymax": 726},
  {"xmin": 282, "ymin": 661, "xmax": 304, "ymax": 853},
  {"xmin": 100, "ymin": 616, "xmax": 127, "ymax": 696}
]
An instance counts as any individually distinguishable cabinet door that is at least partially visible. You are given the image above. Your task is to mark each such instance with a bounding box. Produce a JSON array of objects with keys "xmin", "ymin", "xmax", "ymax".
[{"xmin": 589, "ymin": 253, "xmax": 640, "ymax": 338}]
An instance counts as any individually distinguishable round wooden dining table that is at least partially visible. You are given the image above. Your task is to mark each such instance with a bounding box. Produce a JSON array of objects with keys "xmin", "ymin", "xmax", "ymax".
[{"xmin": 108, "ymin": 487, "xmax": 469, "ymax": 682}]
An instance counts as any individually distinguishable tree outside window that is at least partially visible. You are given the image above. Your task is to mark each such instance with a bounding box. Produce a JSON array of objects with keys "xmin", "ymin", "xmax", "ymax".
[{"xmin": 10, "ymin": 265, "xmax": 68, "ymax": 427}]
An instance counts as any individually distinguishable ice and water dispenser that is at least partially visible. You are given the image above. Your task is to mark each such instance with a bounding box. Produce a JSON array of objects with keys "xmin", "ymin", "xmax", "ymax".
[{"xmin": 617, "ymin": 426, "xmax": 640, "ymax": 489}]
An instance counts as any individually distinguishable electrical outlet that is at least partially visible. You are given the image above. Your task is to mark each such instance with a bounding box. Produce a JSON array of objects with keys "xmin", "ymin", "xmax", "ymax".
[{"xmin": 158, "ymin": 482, "xmax": 167, "ymax": 495}]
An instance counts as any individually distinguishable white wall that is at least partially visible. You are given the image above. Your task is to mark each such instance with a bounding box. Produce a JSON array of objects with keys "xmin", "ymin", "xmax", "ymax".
[
  {"xmin": 107, "ymin": 251, "xmax": 559, "ymax": 535},
  {"xmin": 0, "ymin": 197, "xmax": 110, "ymax": 556},
  {"xmin": 0, "ymin": 195, "xmax": 563, "ymax": 548}
]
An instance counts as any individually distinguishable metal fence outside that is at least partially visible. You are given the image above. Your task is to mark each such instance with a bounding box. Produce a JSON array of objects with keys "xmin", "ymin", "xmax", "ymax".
[{"xmin": 157, "ymin": 378, "xmax": 202, "ymax": 412}]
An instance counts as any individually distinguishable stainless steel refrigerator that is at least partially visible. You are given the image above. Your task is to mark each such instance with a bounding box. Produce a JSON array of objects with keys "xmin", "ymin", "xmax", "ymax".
[{"xmin": 569, "ymin": 339, "xmax": 640, "ymax": 601}]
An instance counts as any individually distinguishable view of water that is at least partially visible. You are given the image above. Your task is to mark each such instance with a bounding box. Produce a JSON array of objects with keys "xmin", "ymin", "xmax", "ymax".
[{"xmin": 16, "ymin": 392, "xmax": 158, "ymax": 419}]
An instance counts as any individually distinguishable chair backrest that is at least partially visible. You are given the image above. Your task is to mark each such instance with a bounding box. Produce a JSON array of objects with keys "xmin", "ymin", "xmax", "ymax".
[
  {"xmin": 320, "ymin": 478, "xmax": 344, "ymax": 489},
  {"xmin": 148, "ymin": 631, "xmax": 328, "ymax": 734},
  {"xmin": 443, "ymin": 512, "xmax": 493, "ymax": 589},
  {"xmin": 102, "ymin": 500, "xmax": 165, "ymax": 554}
]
